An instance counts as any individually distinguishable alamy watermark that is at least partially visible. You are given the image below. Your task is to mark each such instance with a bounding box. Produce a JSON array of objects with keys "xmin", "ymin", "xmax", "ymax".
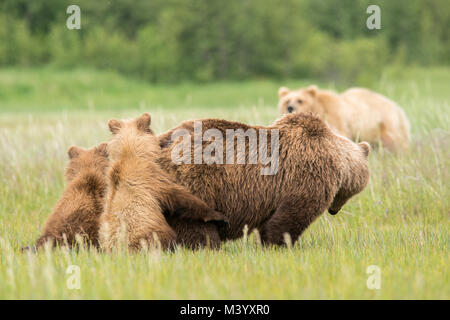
[
  {"xmin": 66, "ymin": 5, "xmax": 81, "ymax": 30},
  {"xmin": 66, "ymin": 265, "xmax": 81, "ymax": 290},
  {"xmin": 366, "ymin": 265, "xmax": 381, "ymax": 290},
  {"xmin": 66, "ymin": 5, "xmax": 379, "ymax": 31},
  {"xmin": 366, "ymin": 5, "xmax": 381, "ymax": 30},
  {"xmin": 170, "ymin": 121, "xmax": 280, "ymax": 175}
]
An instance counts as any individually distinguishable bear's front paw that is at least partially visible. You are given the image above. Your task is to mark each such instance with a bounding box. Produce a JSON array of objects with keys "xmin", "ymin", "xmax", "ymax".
[{"xmin": 259, "ymin": 225, "xmax": 287, "ymax": 246}]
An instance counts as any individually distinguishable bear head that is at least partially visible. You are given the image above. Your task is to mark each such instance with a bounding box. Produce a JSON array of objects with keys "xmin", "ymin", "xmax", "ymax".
[
  {"xmin": 65, "ymin": 143, "xmax": 109, "ymax": 182},
  {"xmin": 278, "ymin": 85, "xmax": 322, "ymax": 115},
  {"xmin": 107, "ymin": 113, "xmax": 160, "ymax": 161},
  {"xmin": 328, "ymin": 141, "xmax": 370, "ymax": 215}
]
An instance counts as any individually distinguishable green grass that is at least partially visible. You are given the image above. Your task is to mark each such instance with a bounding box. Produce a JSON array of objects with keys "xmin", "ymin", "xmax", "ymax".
[{"xmin": 0, "ymin": 67, "xmax": 448, "ymax": 299}]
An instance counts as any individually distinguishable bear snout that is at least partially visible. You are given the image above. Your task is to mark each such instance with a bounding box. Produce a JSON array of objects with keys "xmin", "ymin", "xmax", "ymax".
[
  {"xmin": 328, "ymin": 208, "xmax": 339, "ymax": 215},
  {"xmin": 287, "ymin": 106, "xmax": 295, "ymax": 113}
]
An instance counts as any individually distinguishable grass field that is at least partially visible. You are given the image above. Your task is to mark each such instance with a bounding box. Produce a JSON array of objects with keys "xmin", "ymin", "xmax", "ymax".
[{"xmin": 0, "ymin": 67, "xmax": 448, "ymax": 299}]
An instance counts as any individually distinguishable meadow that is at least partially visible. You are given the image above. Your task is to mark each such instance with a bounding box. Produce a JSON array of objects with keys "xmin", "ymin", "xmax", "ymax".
[{"xmin": 0, "ymin": 67, "xmax": 448, "ymax": 299}]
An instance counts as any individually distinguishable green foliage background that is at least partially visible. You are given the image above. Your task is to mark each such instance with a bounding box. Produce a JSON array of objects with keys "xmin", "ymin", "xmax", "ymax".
[{"xmin": 0, "ymin": 0, "xmax": 448, "ymax": 84}]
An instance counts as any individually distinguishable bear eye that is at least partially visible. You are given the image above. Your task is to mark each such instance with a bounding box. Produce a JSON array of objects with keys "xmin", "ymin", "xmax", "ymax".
[{"xmin": 297, "ymin": 99, "xmax": 303, "ymax": 104}]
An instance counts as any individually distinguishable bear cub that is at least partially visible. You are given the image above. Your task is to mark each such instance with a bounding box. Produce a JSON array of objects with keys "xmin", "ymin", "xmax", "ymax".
[
  {"xmin": 99, "ymin": 113, "xmax": 226, "ymax": 251},
  {"xmin": 28, "ymin": 143, "xmax": 109, "ymax": 250}
]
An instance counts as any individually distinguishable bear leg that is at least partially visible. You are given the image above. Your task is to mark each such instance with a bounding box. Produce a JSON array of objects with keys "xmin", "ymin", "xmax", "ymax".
[
  {"xmin": 161, "ymin": 184, "xmax": 228, "ymax": 226},
  {"xmin": 259, "ymin": 195, "xmax": 324, "ymax": 246}
]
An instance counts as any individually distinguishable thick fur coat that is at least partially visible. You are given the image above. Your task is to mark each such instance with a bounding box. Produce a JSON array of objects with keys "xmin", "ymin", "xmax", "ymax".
[
  {"xmin": 31, "ymin": 143, "xmax": 109, "ymax": 249},
  {"xmin": 158, "ymin": 113, "xmax": 371, "ymax": 245},
  {"xmin": 99, "ymin": 113, "xmax": 225, "ymax": 251}
]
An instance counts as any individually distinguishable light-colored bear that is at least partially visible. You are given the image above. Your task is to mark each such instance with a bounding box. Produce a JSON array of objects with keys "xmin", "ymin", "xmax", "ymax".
[
  {"xmin": 99, "ymin": 113, "xmax": 177, "ymax": 251},
  {"xmin": 99, "ymin": 113, "xmax": 226, "ymax": 251},
  {"xmin": 278, "ymin": 85, "xmax": 410, "ymax": 151}
]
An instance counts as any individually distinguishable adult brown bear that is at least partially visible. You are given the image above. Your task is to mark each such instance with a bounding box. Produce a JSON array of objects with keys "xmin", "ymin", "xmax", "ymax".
[{"xmin": 157, "ymin": 112, "xmax": 370, "ymax": 245}]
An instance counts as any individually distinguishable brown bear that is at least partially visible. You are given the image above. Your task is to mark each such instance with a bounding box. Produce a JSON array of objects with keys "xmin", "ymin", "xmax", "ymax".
[
  {"xmin": 99, "ymin": 113, "xmax": 225, "ymax": 251},
  {"xmin": 278, "ymin": 85, "xmax": 410, "ymax": 152},
  {"xmin": 157, "ymin": 112, "xmax": 370, "ymax": 245},
  {"xmin": 28, "ymin": 143, "xmax": 109, "ymax": 250}
]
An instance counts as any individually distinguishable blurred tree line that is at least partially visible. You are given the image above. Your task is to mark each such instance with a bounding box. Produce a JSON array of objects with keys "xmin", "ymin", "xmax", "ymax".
[{"xmin": 0, "ymin": 0, "xmax": 448, "ymax": 83}]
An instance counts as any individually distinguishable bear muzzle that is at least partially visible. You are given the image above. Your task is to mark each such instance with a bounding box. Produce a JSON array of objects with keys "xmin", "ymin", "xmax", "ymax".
[{"xmin": 328, "ymin": 208, "xmax": 340, "ymax": 215}]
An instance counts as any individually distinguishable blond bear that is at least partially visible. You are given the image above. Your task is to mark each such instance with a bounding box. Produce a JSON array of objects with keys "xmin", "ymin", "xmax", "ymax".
[{"xmin": 278, "ymin": 85, "xmax": 410, "ymax": 151}]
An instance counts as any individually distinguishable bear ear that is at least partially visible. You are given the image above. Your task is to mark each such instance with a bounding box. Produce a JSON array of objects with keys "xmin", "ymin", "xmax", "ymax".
[
  {"xmin": 108, "ymin": 119, "xmax": 122, "ymax": 134},
  {"xmin": 358, "ymin": 142, "xmax": 370, "ymax": 158},
  {"xmin": 306, "ymin": 85, "xmax": 318, "ymax": 97},
  {"xmin": 96, "ymin": 142, "xmax": 109, "ymax": 158},
  {"xmin": 136, "ymin": 113, "xmax": 152, "ymax": 132},
  {"xmin": 278, "ymin": 87, "xmax": 290, "ymax": 98},
  {"xmin": 68, "ymin": 146, "xmax": 84, "ymax": 159}
]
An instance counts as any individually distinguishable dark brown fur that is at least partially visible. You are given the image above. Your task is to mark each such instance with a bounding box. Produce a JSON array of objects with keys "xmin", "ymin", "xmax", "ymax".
[
  {"xmin": 158, "ymin": 112, "xmax": 370, "ymax": 245},
  {"xmin": 159, "ymin": 181, "xmax": 225, "ymax": 249}
]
